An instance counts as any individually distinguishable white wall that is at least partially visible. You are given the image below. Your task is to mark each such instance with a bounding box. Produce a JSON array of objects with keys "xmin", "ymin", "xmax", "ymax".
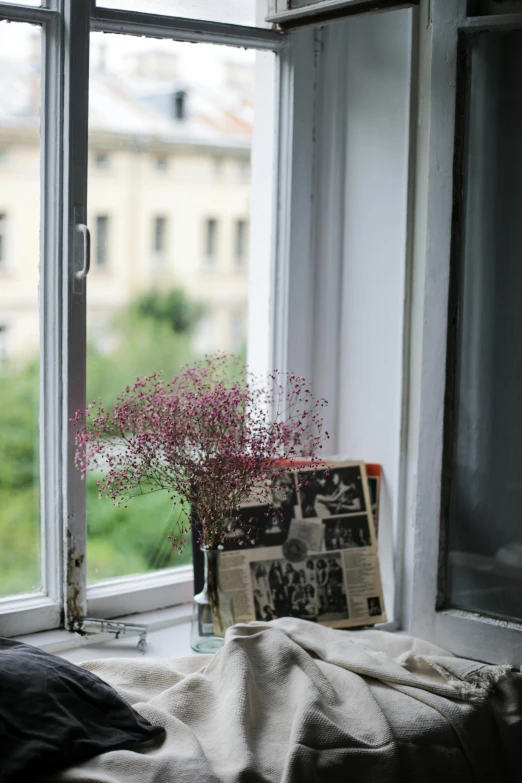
[
  {"xmin": 322, "ymin": 10, "xmax": 413, "ymax": 623},
  {"xmin": 265, "ymin": 11, "xmax": 413, "ymax": 624}
]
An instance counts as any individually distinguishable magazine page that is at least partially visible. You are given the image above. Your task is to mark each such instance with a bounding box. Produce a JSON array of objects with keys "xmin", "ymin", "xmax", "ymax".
[{"xmin": 220, "ymin": 461, "xmax": 386, "ymax": 628}]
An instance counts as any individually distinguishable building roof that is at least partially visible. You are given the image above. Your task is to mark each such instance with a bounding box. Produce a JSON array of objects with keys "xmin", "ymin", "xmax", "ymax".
[
  {"xmin": 0, "ymin": 55, "xmax": 253, "ymax": 151},
  {"xmin": 0, "ymin": 61, "xmax": 40, "ymax": 130}
]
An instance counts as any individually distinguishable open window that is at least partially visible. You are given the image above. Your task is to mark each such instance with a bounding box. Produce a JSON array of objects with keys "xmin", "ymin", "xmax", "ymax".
[
  {"xmin": 0, "ymin": 0, "xmax": 416, "ymax": 639},
  {"xmin": 4, "ymin": 0, "xmax": 517, "ymax": 669},
  {"xmin": 409, "ymin": 0, "xmax": 522, "ymax": 666},
  {"xmin": 0, "ymin": 0, "xmax": 281, "ymax": 635}
]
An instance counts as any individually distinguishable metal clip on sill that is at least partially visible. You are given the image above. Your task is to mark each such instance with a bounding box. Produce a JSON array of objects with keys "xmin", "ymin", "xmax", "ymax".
[{"xmin": 71, "ymin": 617, "xmax": 148, "ymax": 653}]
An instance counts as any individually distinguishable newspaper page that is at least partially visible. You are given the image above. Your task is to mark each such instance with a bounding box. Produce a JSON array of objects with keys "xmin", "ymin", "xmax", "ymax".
[{"xmin": 220, "ymin": 461, "xmax": 386, "ymax": 629}]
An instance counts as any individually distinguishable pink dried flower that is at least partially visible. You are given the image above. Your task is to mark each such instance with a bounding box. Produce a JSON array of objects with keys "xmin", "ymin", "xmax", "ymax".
[{"xmin": 73, "ymin": 354, "xmax": 328, "ymax": 551}]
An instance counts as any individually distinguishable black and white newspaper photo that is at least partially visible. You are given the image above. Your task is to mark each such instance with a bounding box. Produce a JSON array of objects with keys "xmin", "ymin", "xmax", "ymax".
[
  {"xmin": 297, "ymin": 464, "xmax": 367, "ymax": 519},
  {"xmin": 219, "ymin": 461, "xmax": 386, "ymax": 629},
  {"xmin": 221, "ymin": 473, "xmax": 299, "ymax": 551},
  {"xmin": 249, "ymin": 553, "xmax": 348, "ymax": 623},
  {"xmin": 323, "ymin": 513, "xmax": 371, "ymax": 550}
]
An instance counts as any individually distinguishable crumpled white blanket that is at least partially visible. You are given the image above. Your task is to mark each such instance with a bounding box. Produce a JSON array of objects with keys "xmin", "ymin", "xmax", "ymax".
[{"xmin": 52, "ymin": 618, "xmax": 522, "ymax": 783}]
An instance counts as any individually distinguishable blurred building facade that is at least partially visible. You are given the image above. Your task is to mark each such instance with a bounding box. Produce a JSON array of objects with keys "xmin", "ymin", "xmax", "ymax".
[{"xmin": 0, "ymin": 41, "xmax": 253, "ymax": 363}]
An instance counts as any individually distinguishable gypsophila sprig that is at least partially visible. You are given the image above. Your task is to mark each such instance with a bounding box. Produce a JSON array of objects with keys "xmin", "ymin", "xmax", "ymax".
[{"xmin": 73, "ymin": 354, "xmax": 329, "ymax": 551}]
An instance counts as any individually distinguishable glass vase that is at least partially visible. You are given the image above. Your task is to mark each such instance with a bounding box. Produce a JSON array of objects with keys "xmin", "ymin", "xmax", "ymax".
[{"xmin": 190, "ymin": 546, "xmax": 234, "ymax": 653}]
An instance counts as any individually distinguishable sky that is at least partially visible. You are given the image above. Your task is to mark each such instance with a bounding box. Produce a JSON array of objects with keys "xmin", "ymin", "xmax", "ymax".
[
  {"xmin": 0, "ymin": 0, "xmax": 256, "ymax": 18},
  {"xmin": 99, "ymin": 0, "xmax": 257, "ymax": 27},
  {"xmin": 0, "ymin": 12, "xmax": 257, "ymax": 86}
]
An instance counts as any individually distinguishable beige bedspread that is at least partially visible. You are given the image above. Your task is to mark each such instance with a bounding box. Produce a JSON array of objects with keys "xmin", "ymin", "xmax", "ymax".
[{"xmin": 52, "ymin": 618, "xmax": 522, "ymax": 782}]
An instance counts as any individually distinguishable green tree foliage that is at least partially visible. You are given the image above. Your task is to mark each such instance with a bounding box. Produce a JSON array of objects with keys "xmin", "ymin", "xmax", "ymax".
[
  {"xmin": 88, "ymin": 287, "xmax": 202, "ymax": 407},
  {"xmin": 86, "ymin": 476, "xmax": 192, "ymax": 582},
  {"xmin": 0, "ymin": 360, "xmax": 38, "ymax": 491},
  {"xmin": 134, "ymin": 288, "xmax": 204, "ymax": 336},
  {"xmin": 0, "ymin": 288, "xmax": 199, "ymax": 596},
  {"xmin": 0, "ymin": 361, "xmax": 40, "ymax": 596}
]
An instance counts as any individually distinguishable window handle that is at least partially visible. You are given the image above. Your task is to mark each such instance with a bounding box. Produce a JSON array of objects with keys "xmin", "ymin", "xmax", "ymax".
[{"xmin": 75, "ymin": 223, "xmax": 91, "ymax": 279}]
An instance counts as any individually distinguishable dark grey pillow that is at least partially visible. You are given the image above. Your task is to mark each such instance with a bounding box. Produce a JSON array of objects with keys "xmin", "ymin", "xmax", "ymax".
[{"xmin": 0, "ymin": 637, "xmax": 164, "ymax": 783}]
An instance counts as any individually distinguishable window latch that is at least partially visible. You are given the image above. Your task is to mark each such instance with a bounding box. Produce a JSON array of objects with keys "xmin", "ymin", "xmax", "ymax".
[
  {"xmin": 71, "ymin": 617, "xmax": 148, "ymax": 653},
  {"xmin": 75, "ymin": 223, "xmax": 91, "ymax": 280}
]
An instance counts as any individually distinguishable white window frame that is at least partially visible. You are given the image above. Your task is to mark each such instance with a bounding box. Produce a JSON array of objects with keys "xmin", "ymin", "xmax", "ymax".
[
  {"xmin": 0, "ymin": 0, "xmax": 70, "ymax": 637},
  {"xmin": 0, "ymin": 0, "xmax": 287, "ymax": 636},
  {"xmin": 407, "ymin": 0, "xmax": 522, "ymax": 665},
  {"xmin": 0, "ymin": 0, "xmax": 423, "ymax": 640},
  {"xmin": 266, "ymin": 0, "xmax": 416, "ymax": 27},
  {"xmin": 85, "ymin": 5, "xmax": 284, "ymax": 623}
]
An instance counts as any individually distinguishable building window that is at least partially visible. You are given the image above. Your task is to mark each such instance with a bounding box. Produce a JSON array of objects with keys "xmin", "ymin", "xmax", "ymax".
[
  {"xmin": 0, "ymin": 213, "xmax": 6, "ymax": 269},
  {"xmin": 237, "ymin": 159, "xmax": 250, "ymax": 180},
  {"xmin": 154, "ymin": 154, "xmax": 168, "ymax": 170},
  {"xmin": 235, "ymin": 219, "xmax": 248, "ymax": 267},
  {"xmin": 204, "ymin": 218, "xmax": 218, "ymax": 265},
  {"xmin": 95, "ymin": 215, "xmax": 109, "ymax": 267},
  {"xmin": 174, "ymin": 89, "xmax": 186, "ymax": 121},
  {"xmin": 152, "ymin": 215, "xmax": 168, "ymax": 264},
  {"xmin": 94, "ymin": 151, "xmax": 109, "ymax": 169}
]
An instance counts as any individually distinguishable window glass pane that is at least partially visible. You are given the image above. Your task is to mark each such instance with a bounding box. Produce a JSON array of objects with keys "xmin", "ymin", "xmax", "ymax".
[
  {"xmin": 468, "ymin": 1, "xmax": 522, "ymax": 15},
  {"xmin": 99, "ymin": 0, "xmax": 257, "ymax": 27},
  {"xmin": 0, "ymin": 21, "xmax": 41, "ymax": 597},
  {"xmin": 86, "ymin": 33, "xmax": 269, "ymax": 582},
  {"xmin": 446, "ymin": 31, "xmax": 522, "ymax": 622}
]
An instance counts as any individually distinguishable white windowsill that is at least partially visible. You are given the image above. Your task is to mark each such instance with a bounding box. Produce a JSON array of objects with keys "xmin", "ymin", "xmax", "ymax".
[
  {"xmin": 86, "ymin": 565, "xmax": 194, "ymax": 618},
  {"xmin": 14, "ymin": 603, "xmax": 194, "ymax": 661},
  {"xmin": 14, "ymin": 602, "xmax": 401, "ymax": 663}
]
